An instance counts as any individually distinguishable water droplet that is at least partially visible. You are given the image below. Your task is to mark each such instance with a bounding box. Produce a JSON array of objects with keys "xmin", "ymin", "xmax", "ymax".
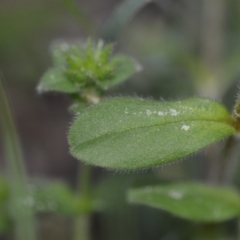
[
  {"xmin": 23, "ymin": 196, "xmax": 35, "ymax": 207},
  {"xmin": 170, "ymin": 109, "xmax": 180, "ymax": 116},
  {"xmin": 60, "ymin": 43, "xmax": 69, "ymax": 51},
  {"xmin": 36, "ymin": 84, "xmax": 43, "ymax": 93},
  {"xmin": 27, "ymin": 184, "xmax": 36, "ymax": 192},
  {"xmin": 36, "ymin": 203, "xmax": 45, "ymax": 211},
  {"xmin": 144, "ymin": 186, "xmax": 153, "ymax": 193},
  {"xmin": 213, "ymin": 209, "xmax": 221, "ymax": 217},
  {"xmin": 168, "ymin": 190, "xmax": 183, "ymax": 200},
  {"xmin": 181, "ymin": 125, "xmax": 190, "ymax": 131},
  {"xmin": 146, "ymin": 110, "xmax": 152, "ymax": 116},
  {"xmin": 47, "ymin": 201, "xmax": 57, "ymax": 211},
  {"xmin": 158, "ymin": 111, "xmax": 164, "ymax": 116}
]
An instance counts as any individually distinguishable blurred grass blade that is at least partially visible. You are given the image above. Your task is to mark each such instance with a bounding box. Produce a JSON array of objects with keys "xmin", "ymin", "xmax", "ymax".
[
  {"xmin": 101, "ymin": 0, "xmax": 152, "ymax": 41},
  {"xmin": 0, "ymin": 77, "xmax": 37, "ymax": 240},
  {"xmin": 60, "ymin": 0, "xmax": 94, "ymax": 34},
  {"xmin": 221, "ymin": 50, "xmax": 240, "ymax": 96},
  {"xmin": 128, "ymin": 183, "xmax": 240, "ymax": 222},
  {"xmin": 69, "ymin": 98, "xmax": 235, "ymax": 170}
]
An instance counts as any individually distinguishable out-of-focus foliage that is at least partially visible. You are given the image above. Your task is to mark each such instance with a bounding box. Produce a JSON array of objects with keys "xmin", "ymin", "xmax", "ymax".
[
  {"xmin": 0, "ymin": 178, "xmax": 11, "ymax": 234},
  {"xmin": 102, "ymin": 0, "xmax": 152, "ymax": 41},
  {"xmin": 0, "ymin": 177, "xmax": 96, "ymax": 227},
  {"xmin": 128, "ymin": 183, "xmax": 240, "ymax": 222}
]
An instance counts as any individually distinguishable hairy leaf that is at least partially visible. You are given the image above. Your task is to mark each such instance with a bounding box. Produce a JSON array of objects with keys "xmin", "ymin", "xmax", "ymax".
[
  {"xmin": 38, "ymin": 41, "xmax": 138, "ymax": 95},
  {"xmin": 37, "ymin": 68, "xmax": 78, "ymax": 93},
  {"xmin": 99, "ymin": 55, "xmax": 140, "ymax": 89},
  {"xmin": 128, "ymin": 183, "xmax": 240, "ymax": 222},
  {"xmin": 69, "ymin": 98, "xmax": 235, "ymax": 170}
]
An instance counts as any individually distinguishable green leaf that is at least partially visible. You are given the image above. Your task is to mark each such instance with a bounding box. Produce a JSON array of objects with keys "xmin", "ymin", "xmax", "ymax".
[
  {"xmin": 50, "ymin": 43, "xmax": 69, "ymax": 66},
  {"xmin": 99, "ymin": 55, "xmax": 140, "ymax": 89},
  {"xmin": 128, "ymin": 183, "xmax": 240, "ymax": 222},
  {"xmin": 37, "ymin": 68, "xmax": 78, "ymax": 93},
  {"xmin": 68, "ymin": 98, "xmax": 235, "ymax": 170},
  {"xmin": 39, "ymin": 40, "xmax": 139, "ymax": 96}
]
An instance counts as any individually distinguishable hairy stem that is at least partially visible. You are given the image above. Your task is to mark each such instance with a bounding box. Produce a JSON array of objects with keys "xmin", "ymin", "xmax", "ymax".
[
  {"xmin": 219, "ymin": 95, "xmax": 240, "ymax": 184},
  {"xmin": 232, "ymin": 95, "xmax": 240, "ymax": 131},
  {"xmin": 73, "ymin": 94, "xmax": 101, "ymax": 240}
]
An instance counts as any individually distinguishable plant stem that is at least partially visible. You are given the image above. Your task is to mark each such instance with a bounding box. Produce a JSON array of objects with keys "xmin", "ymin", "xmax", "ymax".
[
  {"xmin": 74, "ymin": 213, "xmax": 91, "ymax": 240},
  {"xmin": 219, "ymin": 95, "xmax": 240, "ymax": 185},
  {"xmin": 73, "ymin": 165, "xmax": 92, "ymax": 240},
  {"xmin": 73, "ymin": 94, "xmax": 101, "ymax": 240},
  {"xmin": 218, "ymin": 136, "xmax": 239, "ymax": 185},
  {"xmin": 201, "ymin": 0, "xmax": 226, "ymax": 78},
  {"xmin": 79, "ymin": 165, "xmax": 92, "ymax": 198},
  {"xmin": 200, "ymin": 0, "xmax": 227, "ymax": 184},
  {"xmin": 0, "ymin": 77, "xmax": 37, "ymax": 240}
]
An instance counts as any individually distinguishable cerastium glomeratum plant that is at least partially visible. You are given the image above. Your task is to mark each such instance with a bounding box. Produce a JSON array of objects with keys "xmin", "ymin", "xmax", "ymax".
[{"xmin": 38, "ymin": 39, "xmax": 240, "ymax": 235}]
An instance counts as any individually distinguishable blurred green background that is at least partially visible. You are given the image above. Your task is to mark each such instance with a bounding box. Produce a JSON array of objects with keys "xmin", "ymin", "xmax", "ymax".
[{"xmin": 1, "ymin": 0, "xmax": 240, "ymax": 239}]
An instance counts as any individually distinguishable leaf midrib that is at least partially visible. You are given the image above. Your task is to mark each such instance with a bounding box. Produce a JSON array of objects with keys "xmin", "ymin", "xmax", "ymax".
[{"xmin": 70, "ymin": 118, "xmax": 234, "ymax": 151}]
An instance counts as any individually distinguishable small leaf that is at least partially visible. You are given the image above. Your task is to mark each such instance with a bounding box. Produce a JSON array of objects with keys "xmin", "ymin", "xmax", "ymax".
[
  {"xmin": 128, "ymin": 183, "xmax": 240, "ymax": 222},
  {"xmin": 37, "ymin": 68, "xmax": 78, "ymax": 93},
  {"xmin": 68, "ymin": 98, "xmax": 235, "ymax": 170},
  {"xmin": 99, "ymin": 55, "xmax": 140, "ymax": 89},
  {"xmin": 50, "ymin": 43, "xmax": 69, "ymax": 66}
]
